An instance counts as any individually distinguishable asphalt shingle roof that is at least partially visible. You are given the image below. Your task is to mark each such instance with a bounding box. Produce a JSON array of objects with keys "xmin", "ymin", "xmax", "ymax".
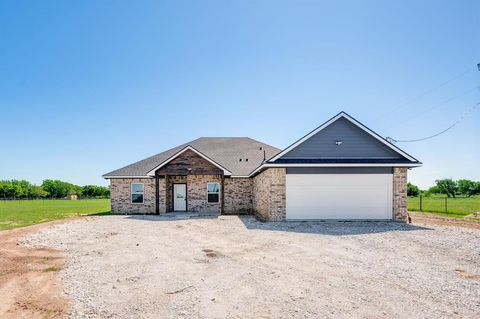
[{"xmin": 103, "ymin": 137, "xmax": 281, "ymax": 177}]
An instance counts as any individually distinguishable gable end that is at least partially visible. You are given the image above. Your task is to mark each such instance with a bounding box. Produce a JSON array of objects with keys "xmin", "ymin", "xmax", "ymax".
[
  {"xmin": 156, "ymin": 149, "xmax": 224, "ymax": 175},
  {"xmin": 269, "ymin": 112, "xmax": 419, "ymax": 164}
]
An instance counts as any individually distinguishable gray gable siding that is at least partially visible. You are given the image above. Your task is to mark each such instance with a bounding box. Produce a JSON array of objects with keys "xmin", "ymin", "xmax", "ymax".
[{"xmin": 279, "ymin": 117, "xmax": 404, "ymax": 160}]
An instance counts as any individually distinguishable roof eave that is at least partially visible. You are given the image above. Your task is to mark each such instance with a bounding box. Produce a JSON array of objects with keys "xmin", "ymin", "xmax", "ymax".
[
  {"xmin": 103, "ymin": 175, "xmax": 153, "ymax": 179},
  {"xmin": 248, "ymin": 162, "xmax": 423, "ymax": 177}
]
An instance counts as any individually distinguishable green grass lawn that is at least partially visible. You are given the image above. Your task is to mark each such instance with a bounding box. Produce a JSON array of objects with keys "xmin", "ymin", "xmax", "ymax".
[
  {"xmin": 0, "ymin": 199, "xmax": 110, "ymax": 231},
  {"xmin": 408, "ymin": 195, "xmax": 480, "ymax": 218}
]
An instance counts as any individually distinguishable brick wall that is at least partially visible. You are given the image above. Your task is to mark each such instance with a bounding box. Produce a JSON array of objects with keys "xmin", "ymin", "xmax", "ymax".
[
  {"xmin": 252, "ymin": 168, "xmax": 286, "ymax": 221},
  {"xmin": 110, "ymin": 178, "xmax": 156, "ymax": 214},
  {"xmin": 111, "ymin": 175, "xmax": 254, "ymax": 215},
  {"xmin": 158, "ymin": 178, "xmax": 166, "ymax": 213},
  {"xmin": 393, "ymin": 167, "xmax": 408, "ymax": 221},
  {"xmin": 110, "ymin": 167, "xmax": 407, "ymax": 221},
  {"xmin": 224, "ymin": 178, "xmax": 253, "ymax": 214},
  {"xmin": 186, "ymin": 175, "xmax": 222, "ymax": 213}
]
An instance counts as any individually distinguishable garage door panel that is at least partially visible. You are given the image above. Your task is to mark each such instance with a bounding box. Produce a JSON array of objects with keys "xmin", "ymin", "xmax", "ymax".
[{"xmin": 286, "ymin": 174, "xmax": 392, "ymax": 220}]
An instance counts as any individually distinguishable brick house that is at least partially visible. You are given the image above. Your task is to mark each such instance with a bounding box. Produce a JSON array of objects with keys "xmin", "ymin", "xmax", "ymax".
[{"xmin": 103, "ymin": 112, "xmax": 421, "ymax": 221}]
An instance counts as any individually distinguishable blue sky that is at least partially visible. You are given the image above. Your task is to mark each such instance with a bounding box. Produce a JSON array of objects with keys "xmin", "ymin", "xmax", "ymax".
[{"xmin": 0, "ymin": 1, "xmax": 479, "ymax": 188}]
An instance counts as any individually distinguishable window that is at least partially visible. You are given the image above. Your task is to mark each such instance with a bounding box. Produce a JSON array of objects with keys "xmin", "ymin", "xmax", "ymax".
[
  {"xmin": 207, "ymin": 182, "xmax": 220, "ymax": 203},
  {"xmin": 131, "ymin": 183, "xmax": 144, "ymax": 203}
]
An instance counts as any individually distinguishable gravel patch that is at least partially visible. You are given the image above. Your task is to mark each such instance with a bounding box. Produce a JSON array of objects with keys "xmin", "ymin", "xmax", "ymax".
[{"xmin": 22, "ymin": 215, "xmax": 480, "ymax": 319}]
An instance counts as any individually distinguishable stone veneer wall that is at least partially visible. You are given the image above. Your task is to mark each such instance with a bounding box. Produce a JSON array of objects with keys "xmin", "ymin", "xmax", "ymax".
[
  {"xmin": 186, "ymin": 175, "xmax": 222, "ymax": 213},
  {"xmin": 252, "ymin": 168, "xmax": 286, "ymax": 221},
  {"xmin": 393, "ymin": 167, "xmax": 408, "ymax": 221},
  {"xmin": 110, "ymin": 178, "xmax": 156, "ymax": 214},
  {"xmin": 224, "ymin": 178, "xmax": 253, "ymax": 214}
]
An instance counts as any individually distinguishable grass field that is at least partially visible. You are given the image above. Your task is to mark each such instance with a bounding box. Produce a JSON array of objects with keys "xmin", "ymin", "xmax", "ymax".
[
  {"xmin": 0, "ymin": 199, "xmax": 110, "ymax": 230},
  {"xmin": 1, "ymin": 196, "xmax": 477, "ymax": 231},
  {"xmin": 408, "ymin": 195, "xmax": 480, "ymax": 218}
]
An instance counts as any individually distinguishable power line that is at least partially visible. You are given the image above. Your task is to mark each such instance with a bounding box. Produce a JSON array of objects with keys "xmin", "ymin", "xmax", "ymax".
[
  {"xmin": 387, "ymin": 86, "xmax": 479, "ymax": 130},
  {"xmin": 386, "ymin": 102, "xmax": 479, "ymax": 143},
  {"xmin": 376, "ymin": 67, "xmax": 474, "ymax": 121}
]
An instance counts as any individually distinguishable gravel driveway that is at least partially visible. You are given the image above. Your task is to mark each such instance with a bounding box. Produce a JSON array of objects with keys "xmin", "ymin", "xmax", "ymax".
[{"xmin": 23, "ymin": 215, "xmax": 480, "ymax": 319}]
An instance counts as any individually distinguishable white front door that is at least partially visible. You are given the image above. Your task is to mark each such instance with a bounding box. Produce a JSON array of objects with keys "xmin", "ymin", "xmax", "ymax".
[{"xmin": 173, "ymin": 184, "xmax": 187, "ymax": 211}]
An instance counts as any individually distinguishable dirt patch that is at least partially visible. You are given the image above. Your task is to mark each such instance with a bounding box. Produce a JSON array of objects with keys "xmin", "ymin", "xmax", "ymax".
[
  {"xmin": 409, "ymin": 211, "xmax": 480, "ymax": 229},
  {"xmin": 202, "ymin": 248, "xmax": 221, "ymax": 258},
  {"xmin": 455, "ymin": 269, "xmax": 480, "ymax": 281},
  {"xmin": 0, "ymin": 220, "xmax": 75, "ymax": 318}
]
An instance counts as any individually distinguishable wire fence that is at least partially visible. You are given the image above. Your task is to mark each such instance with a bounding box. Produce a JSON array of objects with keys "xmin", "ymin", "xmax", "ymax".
[
  {"xmin": 408, "ymin": 195, "xmax": 479, "ymax": 216},
  {"xmin": 0, "ymin": 197, "xmax": 109, "ymax": 201}
]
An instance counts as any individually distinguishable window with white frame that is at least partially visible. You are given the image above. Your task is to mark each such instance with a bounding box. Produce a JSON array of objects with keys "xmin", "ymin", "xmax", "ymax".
[
  {"xmin": 207, "ymin": 182, "xmax": 220, "ymax": 203},
  {"xmin": 131, "ymin": 183, "xmax": 144, "ymax": 203}
]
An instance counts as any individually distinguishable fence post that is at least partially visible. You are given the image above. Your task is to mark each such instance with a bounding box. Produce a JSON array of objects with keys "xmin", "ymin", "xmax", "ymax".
[
  {"xmin": 420, "ymin": 195, "xmax": 423, "ymax": 211},
  {"xmin": 445, "ymin": 197, "xmax": 448, "ymax": 213}
]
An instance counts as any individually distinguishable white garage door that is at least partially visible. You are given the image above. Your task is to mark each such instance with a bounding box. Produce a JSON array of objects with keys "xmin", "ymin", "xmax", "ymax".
[{"xmin": 286, "ymin": 173, "xmax": 393, "ymax": 220}]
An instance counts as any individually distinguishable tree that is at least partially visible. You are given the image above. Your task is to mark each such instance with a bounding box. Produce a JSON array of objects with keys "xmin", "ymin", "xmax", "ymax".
[
  {"xmin": 29, "ymin": 185, "xmax": 47, "ymax": 199},
  {"xmin": 0, "ymin": 180, "xmax": 23, "ymax": 199},
  {"xmin": 81, "ymin": 185, "xmax": 110, "ymax": 198},
  {"xmin": 424, "ymin": 185, "xmax": 439, "ymax": 196},
  {"xmin": 102, "ymin": 186, "xmax": 110, "ymax": 198},
  {"xmin": 435, "ymin": 179, "xmax": 457, "ymax": 197},
  {"xmin": 0, "ymin": 181, "xmax": 9, "ymax": 198},
  {"xmin": 407, "ymin": 183, "xmax": 420, "ymax": 197},
  {"xmin": 42, "ymin": 179, "xmax": 70, "ymax": 198},
  {"xmin": 0, "ymin": 179, "xmax": 108, "ymax": 199},
  {"xmin": 82, "ymin": 185, "xmax": 96, "ymax": 197},
  {"xmin": 457, "ymin": 179, "xmax": 480, "ymax": 197}
]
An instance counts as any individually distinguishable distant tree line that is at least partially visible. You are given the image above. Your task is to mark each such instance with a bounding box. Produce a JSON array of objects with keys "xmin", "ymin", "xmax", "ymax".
[
  {"xmin": 408, "ymin": 179, "xmax": 480, "ymax": 198},
  {"xmin": 0, "ymin": 179, "xmax": 110, "ymax": 199}
]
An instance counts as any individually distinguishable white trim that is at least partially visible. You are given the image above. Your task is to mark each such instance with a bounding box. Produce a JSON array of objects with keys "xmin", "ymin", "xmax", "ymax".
[
  {"xmin": 131, "ymin": 182, "xmax": 144, "ymax": 204},
  {"xmin": 249, "ymin": 162, "xmax": 422, "ymax": 177},
  {"xmin": 103, "ymin": 175, "xmax": 153, "ymax": 179},
  {"xmin": 145, "ymin": 146, "xmax": 232, "ymax": 176},
  {"xmin": 268, "ymin": 112, "xmax": 419, "ymax": 163},
  {"xmin": 206, "ymin": 182, "xmax": 220, "ymax": 203}
]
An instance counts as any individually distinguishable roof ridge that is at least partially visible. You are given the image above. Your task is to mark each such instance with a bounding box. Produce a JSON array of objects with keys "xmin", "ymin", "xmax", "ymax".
[{"xmin": 103, "ymin": 136, "xmax": 283, "ymax": 178}]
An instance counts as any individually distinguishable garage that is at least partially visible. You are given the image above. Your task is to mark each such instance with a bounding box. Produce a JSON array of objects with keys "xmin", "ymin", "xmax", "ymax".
[{"xmin": 286, "ymin": 168, "xmax": 393, "ymax": 220}]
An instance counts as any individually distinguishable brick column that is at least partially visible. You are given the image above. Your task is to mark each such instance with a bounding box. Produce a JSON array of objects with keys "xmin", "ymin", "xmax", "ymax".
[
  {"xmin": 393, "ymin": 167, "xmax": 408, "ymax": 221},
  {"xmin": 221, "ymin": 174, "xmax": 225, "ymax": 215},
  {"xmin": 252, "ymin": 168, "xmax": 286, "ymax": 221},
  {"xmin": 155, "ymin": 175, "xmax": 159, "ymax": 214}
]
